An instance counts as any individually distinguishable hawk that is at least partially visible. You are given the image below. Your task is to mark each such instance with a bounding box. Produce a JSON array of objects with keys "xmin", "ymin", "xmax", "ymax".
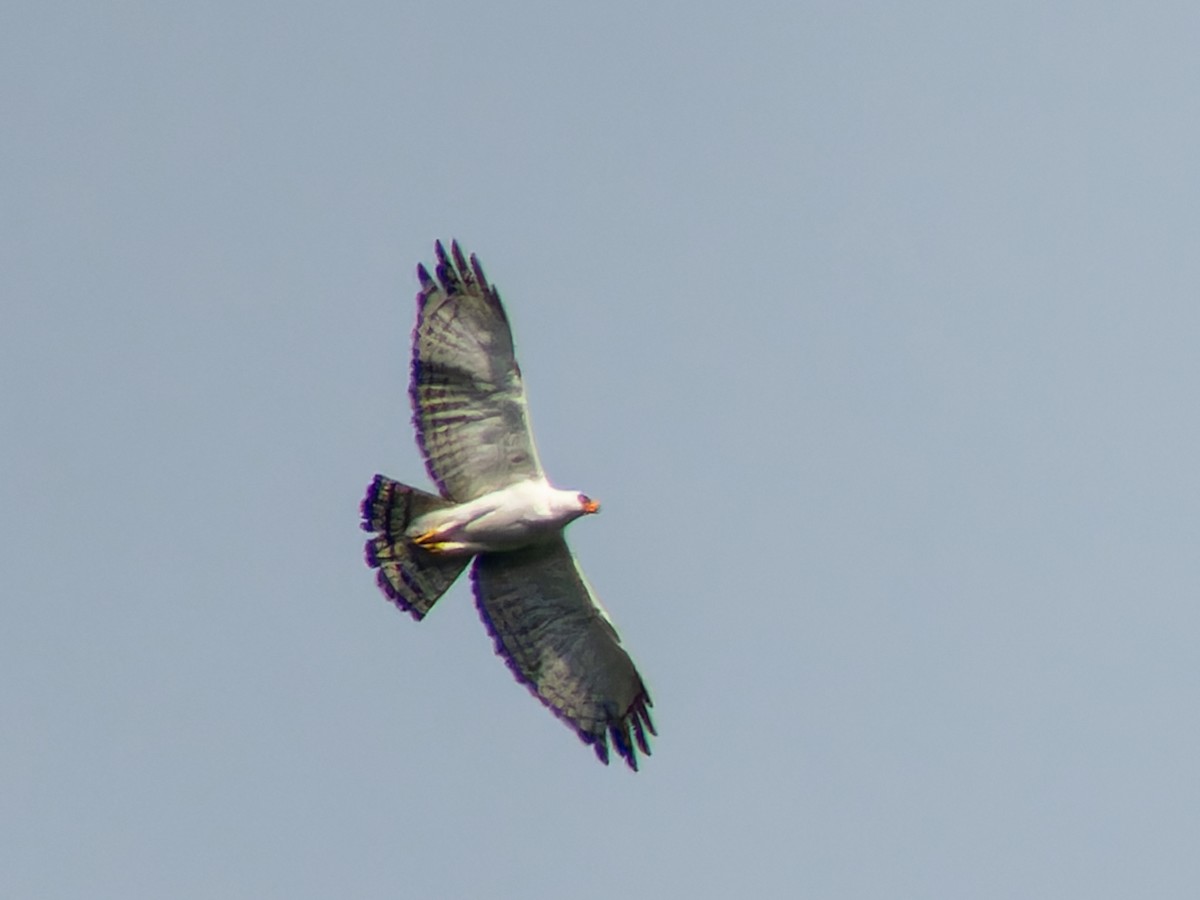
[{"xmin": 361, "ymin": 241, "xmax": 655, "ymax": 770}]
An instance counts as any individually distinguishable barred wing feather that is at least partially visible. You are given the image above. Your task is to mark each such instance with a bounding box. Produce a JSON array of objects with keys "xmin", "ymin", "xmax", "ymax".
[
  {"xmin": 411, "ymin": 241, "xmax": 544, "ymax": 501},
  {"xmin": 471, "ymin": 538, "xmax": 655, "ymax": 770}
]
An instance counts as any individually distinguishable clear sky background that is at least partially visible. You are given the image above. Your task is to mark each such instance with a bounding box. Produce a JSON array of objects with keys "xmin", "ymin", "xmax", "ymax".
[{"xmin": 5, "ymin": 2, "xmax": 1200, "ymax": 897}]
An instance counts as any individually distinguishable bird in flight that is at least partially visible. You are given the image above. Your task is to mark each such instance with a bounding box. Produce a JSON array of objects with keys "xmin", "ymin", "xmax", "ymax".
[{"xmin": 361, "ymin": 241, "xmax": 654, "ymax": 770}]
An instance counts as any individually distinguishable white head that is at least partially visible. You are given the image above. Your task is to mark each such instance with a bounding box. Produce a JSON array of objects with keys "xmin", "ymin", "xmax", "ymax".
[{"xmin": 549, "ymin": 487, "xmax": 601, "ymax": 521}]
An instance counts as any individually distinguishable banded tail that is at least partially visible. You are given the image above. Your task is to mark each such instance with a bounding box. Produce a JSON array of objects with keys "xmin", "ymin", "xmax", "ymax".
[{"xmin": 360, "ymin": 475, "xmax": 470, "ymax": 620}]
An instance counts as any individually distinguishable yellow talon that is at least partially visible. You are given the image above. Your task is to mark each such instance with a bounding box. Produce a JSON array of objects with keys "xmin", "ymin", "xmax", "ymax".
[
  {"xmin": 411, "ymin": 526, "xmax": 468, "ymax": 554},
  {"xmin": 412, "ymin": 528, "xmax": 442, "ymax": 547}
]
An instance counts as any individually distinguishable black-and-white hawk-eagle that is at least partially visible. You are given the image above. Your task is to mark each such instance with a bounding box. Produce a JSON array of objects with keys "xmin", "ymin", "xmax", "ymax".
[{"xmin": 361, "ymin": 241, "xmax": 654, "ymax": 770}]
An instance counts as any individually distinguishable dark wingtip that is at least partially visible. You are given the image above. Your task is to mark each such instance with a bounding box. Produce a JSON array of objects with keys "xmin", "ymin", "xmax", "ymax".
[
  {"xmin": 451, "ymin": 241, "xmax": 474, "ymax": 289},
  {"xmin": 434, "ymin": 240, "xmax": 451, "ymax": 273},
  {"xmin": 641, "ymin": 697, "xmax": 657, "ymax": 735},
  {"xmin": 433, "ymin": 240, "xmax": 462, "ymax": 295},
  {"xmin": 582, "ymin": 696, "xmax": 654, "ymax": 772},
  {"xmin": 632, "ymin": 713, "xmax": 651, "ymax": 756},
  {"xmin": 616, "ymin": 694, "xmax": 655, "ymax": 771},
  {"xmin": 469, "ymin": 252, "xmax": 491, "ymax": 295},
  {"xmin": 611, "ymin": 723, "xmax": 637, "ymax": 771},
  {"xmin": 592, "ymin": 738, "xmax": 611, "ymax": 766}
]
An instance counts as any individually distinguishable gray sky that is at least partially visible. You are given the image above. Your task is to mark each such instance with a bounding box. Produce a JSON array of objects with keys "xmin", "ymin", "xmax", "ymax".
[{"xmin": 5, "ymin": 2, "xmax": 1200, "ymax": 897}]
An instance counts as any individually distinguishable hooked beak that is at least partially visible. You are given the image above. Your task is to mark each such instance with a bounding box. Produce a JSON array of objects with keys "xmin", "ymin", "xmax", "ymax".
[{"xmin": 582, "ymin": 497, "xmax": 601, "ymax": 514}]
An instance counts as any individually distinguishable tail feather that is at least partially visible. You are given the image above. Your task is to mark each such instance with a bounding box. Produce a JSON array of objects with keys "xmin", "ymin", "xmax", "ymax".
[{"xmin": 361, "ymin": 475, "xmax": 470, "ymax": 619}]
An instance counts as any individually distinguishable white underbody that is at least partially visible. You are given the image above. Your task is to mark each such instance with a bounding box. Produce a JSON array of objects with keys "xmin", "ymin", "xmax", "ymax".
[{"xmin": 406, "ymin": 479, "xmax": 590, "ymax": 554}]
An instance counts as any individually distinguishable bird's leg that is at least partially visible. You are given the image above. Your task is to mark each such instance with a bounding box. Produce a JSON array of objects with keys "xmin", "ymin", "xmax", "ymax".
[
  {"xmin": 411, "ymin": 525, "xmax": 449, "ymax": 547},
  {"xmin": 410, "ymin": 520, "xmax": 470, "ymax": 554}
]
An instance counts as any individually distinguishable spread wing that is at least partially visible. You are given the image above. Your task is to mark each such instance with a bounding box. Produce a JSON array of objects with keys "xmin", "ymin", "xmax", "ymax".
[
  {"xmin": 471, "ymin": 538, "xmax": 655, "ymax": 770},
  {"xmin": 410, "ymin": 241, "xmax": 543, "ymax": 502}
]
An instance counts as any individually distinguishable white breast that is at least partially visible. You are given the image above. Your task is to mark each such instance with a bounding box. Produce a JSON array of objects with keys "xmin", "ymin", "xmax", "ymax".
[{"xmin": 407, "ymin": 479, "xmax": 586, "ymax": 553}]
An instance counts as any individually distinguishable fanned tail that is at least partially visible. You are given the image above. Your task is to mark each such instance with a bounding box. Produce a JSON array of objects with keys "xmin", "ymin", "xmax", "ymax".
[{"xmin": 360, "ymin": 475, "xmax": 470, "ymax": 619}]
